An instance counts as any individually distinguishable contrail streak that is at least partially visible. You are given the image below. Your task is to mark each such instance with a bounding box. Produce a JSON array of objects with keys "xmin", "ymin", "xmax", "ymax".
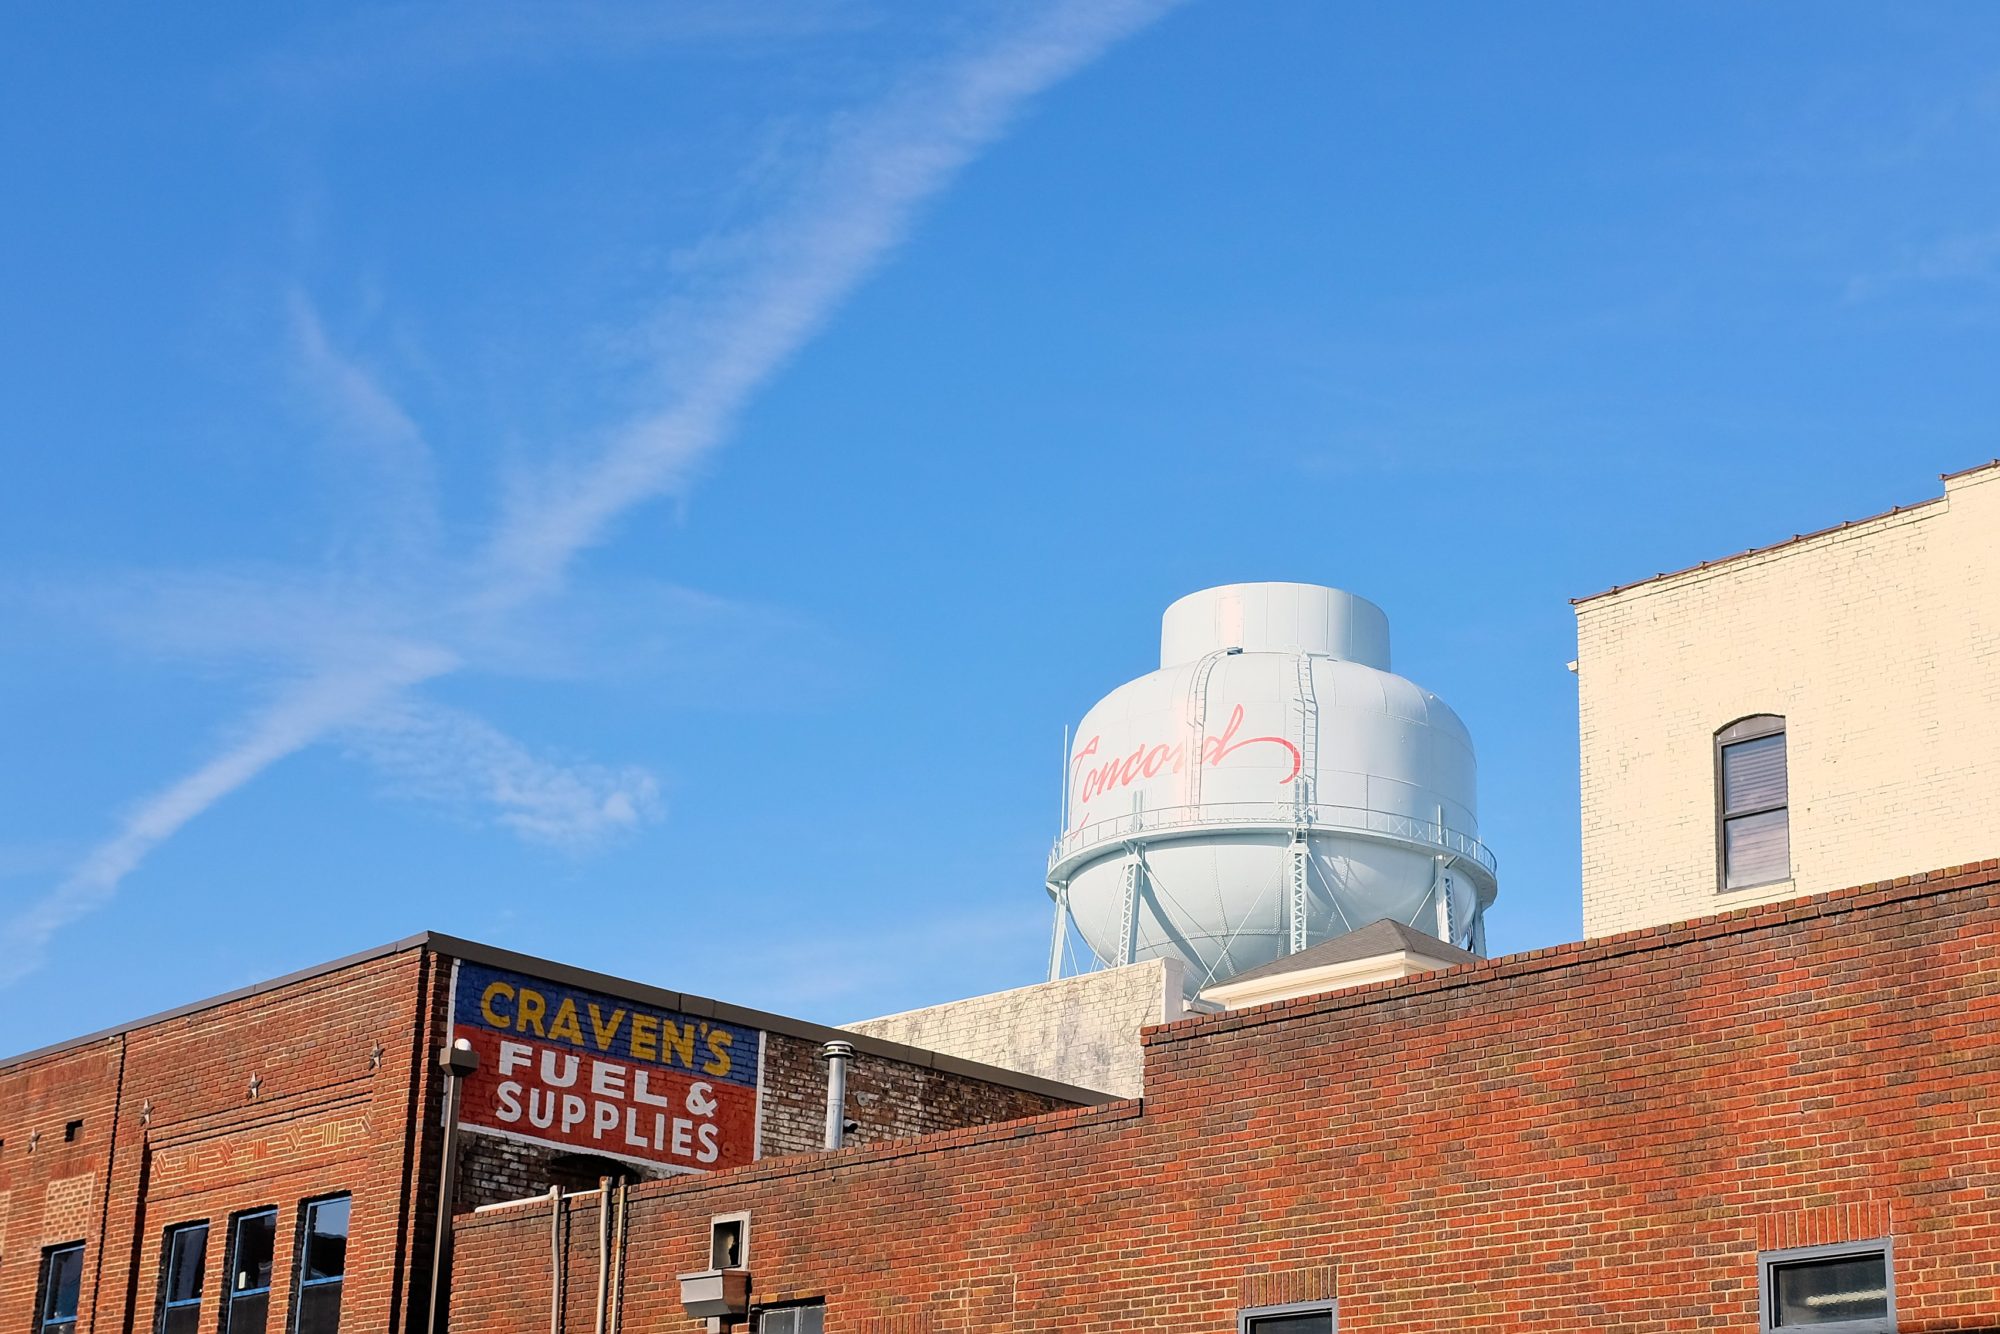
[
  {"xmin": 486, "ymin": 0, "xmax": 1182, "ymax": 598},
  {"xmin": 7, "ymin": 0, "xmax": 1183, "ymax": 981},
  {"xmin": 1, "ymin": 647, "xmax": 455, "ymax": 983}
]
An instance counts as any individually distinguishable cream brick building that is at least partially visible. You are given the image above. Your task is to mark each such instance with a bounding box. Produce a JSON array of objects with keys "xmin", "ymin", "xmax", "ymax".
[{"xmin": 1575, "ymin": 461, "xmax": 2000, "ymax": 937}]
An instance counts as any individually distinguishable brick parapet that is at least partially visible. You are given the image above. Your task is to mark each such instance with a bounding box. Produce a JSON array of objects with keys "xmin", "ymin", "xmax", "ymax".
[
  {"xmin": 1569, "ymin": 460, "xmax": 1998, "ymax": 608},
  {"xmin": 450, "ymin": 861, "xmax": 2000, "ymax": 1333},
  {"xmin": 1145, "ymin": 859, "xmax": 2000, "ymax": 1048}
]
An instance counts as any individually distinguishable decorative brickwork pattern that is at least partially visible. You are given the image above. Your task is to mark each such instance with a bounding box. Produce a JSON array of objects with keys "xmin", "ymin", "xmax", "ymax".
[
  {"xmin": 858, "ymin": 1317, "xmax": 933, "ymax": 1334},
  {"xmin": 149, "ymin": 1110, "xmax": 375, "ymax": 1193},
  {"xmin": 453, "ymin": 863, "xmax": 2000, "ymax": 1334},
  {"xmin": 1240, "ymin": 1265, "xmax": 1337, "ymax": 1308},
  {"xmin": 1755, "ymin": 1202, "xmax": 1895, "ymax": 1253},
  {"xmin": 42, "ymin": 1174, "xmax": 93, "ymax": 1242}
]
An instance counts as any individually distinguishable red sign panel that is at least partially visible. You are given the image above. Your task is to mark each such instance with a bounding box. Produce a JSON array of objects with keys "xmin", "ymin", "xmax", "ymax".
[{"xmin": 450, "ymin": 960, "xmax": 762, "ymax": 1173}]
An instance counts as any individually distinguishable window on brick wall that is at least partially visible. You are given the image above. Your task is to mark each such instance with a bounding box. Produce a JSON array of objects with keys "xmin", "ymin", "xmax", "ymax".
[
  {"xmin": 709, "ymin": 1213, "xmax": 748, "ymax": 1269},
  {"xmin": 1240, "ymin": 1303, "xmax": 1336, "ymax": 1334},
  {"xmin": 755, "ymin": 1301, "xmax": 824, "ymax": 1334},
  {"xmin": 1718, "ymin": 715, "xmax": 1790, "ymax": 890},
  {"xmin": 156, "ymin": 1222, "xmax": 210, "ymax": 1334},
  {"xmin": 291, "ymin": 1195, "xmax": 350, "ymax": 1334},
  {"xmin": 1758, "ymin": 1240, "xmax": 1894, "ymax": 1331},
  {"xmin": 37, "ymin": 1244, "xmax": 85, "ymax": 1334},
  {"xmin": 222, "ymin": 1208, "xmax": 277, "ymax": 1334}
]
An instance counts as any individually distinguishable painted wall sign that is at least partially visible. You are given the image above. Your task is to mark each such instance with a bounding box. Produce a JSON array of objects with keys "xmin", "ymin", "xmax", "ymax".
[{"xmin": 449, "ymin": 960, "xmax": 762, "ymax": 1174}]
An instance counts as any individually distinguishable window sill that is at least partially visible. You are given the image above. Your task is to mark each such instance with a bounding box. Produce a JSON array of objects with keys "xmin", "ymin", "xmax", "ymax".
[{"xmin": 1716, "ymin": 877, "xmax": 1798, "ymax": 906}]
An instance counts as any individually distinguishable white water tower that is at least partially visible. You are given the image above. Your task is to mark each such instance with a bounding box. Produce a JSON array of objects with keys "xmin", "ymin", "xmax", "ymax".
[{"xmin": 1047, "ymin": 582, "xmax": 1496, "ymax": 994}]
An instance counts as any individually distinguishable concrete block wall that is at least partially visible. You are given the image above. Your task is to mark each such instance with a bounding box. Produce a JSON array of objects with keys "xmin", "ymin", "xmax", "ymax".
[
  {"xmin": 451, "ymin": 861, "xmax": 2000, "ymax": 1334},
  {"xmin": 1576, "ymin": 462, "xmax": 2000, "ymax": 936},
  {"xmin": 842, "ymin": 958, "xmax": 1186, "ymax": 1098}
]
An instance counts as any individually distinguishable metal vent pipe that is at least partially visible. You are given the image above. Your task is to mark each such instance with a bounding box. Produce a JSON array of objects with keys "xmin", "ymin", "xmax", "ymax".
[{"xmin": 821, "ymin": 1041, "xmax": 855, "ymax": 1149}]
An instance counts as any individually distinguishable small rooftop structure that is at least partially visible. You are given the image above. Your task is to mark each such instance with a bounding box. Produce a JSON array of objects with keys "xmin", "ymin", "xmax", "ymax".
[
  {"xmin": 845, "ymin": 957, "xmax": 1187, "ymax": 1099},
  {"xmin": 1198, "ymin": 917, "xmax": 1477, "ymax": 1010}
]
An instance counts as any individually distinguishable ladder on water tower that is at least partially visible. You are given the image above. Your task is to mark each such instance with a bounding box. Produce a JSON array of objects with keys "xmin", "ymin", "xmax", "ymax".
[
  {"xmin": 1183, "ymin": 650, "xmax": 1224, "ymax": 808},
  {"xmin": 1292, "ymin": 654, "xmax": 1319, "ymax": 813},
  {"xmin": 1286, "ymin": 654, "xmax": 1320, "ymax": 955}
]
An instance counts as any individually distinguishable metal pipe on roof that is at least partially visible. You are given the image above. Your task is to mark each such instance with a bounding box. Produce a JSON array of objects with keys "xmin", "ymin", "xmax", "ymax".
[
  {"xmin": 593, "ymin": 1177, "xmax": 610, "ymax": 1334},
  {"xmin": 822, "ymin": 1040, "xmax": 855, "ymax": 1149},
  {"xmin": 607, "ymin": 1178, "xmax": 627, "ymax": 1334},
  {"xmin": 548, "ymin": 1185, "xmax": 565, "ymax": 1334}
]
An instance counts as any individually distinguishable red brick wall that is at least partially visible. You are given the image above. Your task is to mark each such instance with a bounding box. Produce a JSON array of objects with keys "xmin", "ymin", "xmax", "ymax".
[
  {"xmin": 0, "ymin": 1042, "xmax": 123, "ymax": 1334},
  {"xmin": 0, "ymin": 945, "xmax": 443, "ymax": 1334},
  {"xmin": 1, "ymin": 937, "xmax": 1084, "ymax": 1334},
  {"xmin": 450, "ymin": 863, "xmax": 2000, "ymax": 1334}
]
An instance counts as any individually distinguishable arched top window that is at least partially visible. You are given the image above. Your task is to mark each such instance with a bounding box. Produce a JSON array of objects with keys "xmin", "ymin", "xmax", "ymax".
[{"xmin": 1717, "ymin": 715, "xmax": 1789, "ymax": 891}]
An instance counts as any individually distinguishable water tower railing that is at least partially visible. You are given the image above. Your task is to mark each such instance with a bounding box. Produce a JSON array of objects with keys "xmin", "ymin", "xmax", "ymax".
[{"xmin": 1048, "ymin": 800, "xmax": 1497, "ymax": 882}]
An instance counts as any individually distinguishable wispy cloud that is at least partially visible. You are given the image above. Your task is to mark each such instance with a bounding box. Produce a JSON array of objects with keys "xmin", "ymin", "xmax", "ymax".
[
  {"xmin": 0, "ymin": 646, "xmax": 454, "ymax": 984},
  {"xmin": 251, "ymin": 0, "xmax": 880, "ymax": 99},
  {"xmin": 8, "ymin": 0, "xmax": 1182, "ymax": 982},
  {"xmin": 287, "ymin": 290, "xmax": 444, "ymax": 571},
  {"xmin": 484, "ymin": 0, "xmax": 1183, "ymax": 599},
  {"xmin": 1846, "ymin": 228, "xmax": 2000, "ymax": 301},
  {"xmin": 346, "ymin": 701, "xmax": 662, "ymax": 847}
]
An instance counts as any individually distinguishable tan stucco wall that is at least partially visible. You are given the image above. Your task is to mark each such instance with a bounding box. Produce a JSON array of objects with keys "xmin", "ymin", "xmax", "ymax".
[
  {"xmin": 1575, "ymin": 464, "xmax": 2000, "ymax": 937},
  {"xmin": 842, "ymin": 959, "xmax": 1185, "ymax": 1099}
]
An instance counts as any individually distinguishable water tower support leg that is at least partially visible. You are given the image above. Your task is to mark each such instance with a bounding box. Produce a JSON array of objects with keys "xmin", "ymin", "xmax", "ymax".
[
  {"xmin": 1287, "ymin": 832, "xmax": 1310, "ymax": 956},
  {"xmin": 1470, "ymin": 905, "xmax": 1488, "ymax": 957},
  {"xmin": 1115, "ymin": 845, "xmax": 1142, "ymax": 967},
  {"xmin": 1047, "ymin": 882, "xmax": 1070, "ymax": 983},
  {"xmin": 1432, "ymin": 858, "xmax": 1453, "ymax": 944}
]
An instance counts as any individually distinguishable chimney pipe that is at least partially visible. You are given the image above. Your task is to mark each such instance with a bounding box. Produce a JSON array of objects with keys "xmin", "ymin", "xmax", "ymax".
[{"xmin": 820, "ymin": 1040, "xmax": 855, "ymax": 1149}]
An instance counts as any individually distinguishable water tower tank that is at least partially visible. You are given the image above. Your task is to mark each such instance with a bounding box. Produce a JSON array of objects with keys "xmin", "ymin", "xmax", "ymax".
[{"xmin": 1046, "ymin": 582, "xmax": 1497, "ymax": 994}]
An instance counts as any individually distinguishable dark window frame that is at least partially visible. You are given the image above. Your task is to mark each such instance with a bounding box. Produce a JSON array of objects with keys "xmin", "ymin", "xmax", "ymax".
[
  {"xmin": 221, "ymin": 1206, "xmax": 279, "ymax": 1334},
  {"xmin": 1239, "ymin": 1300, "xmax": 1337, "ymax": 1334},
  {"xmin": 1716, "ymin": 713, "xmax": 1790, "ymax": 892},
  {"xmin": 154, "ymin": 1220, "xmax": 210, "ymax": 1334},
  {"xmin": 36, "ymin": 1242, "xmax": 86, "ymax": 1334},
  {"xmin": 753, "ymin": 1300, "xmax": 825, "ymax": 1334},
  {"xmin": 290, "ymin": 1194, "xmax": 352, "ymax": 1334},
  {"xmin": 709, "ymin": 1211, "xmax": 749, "ymax": 1269},
  {"xmin": 1758, "ymin": 1238, "xmax": 1896, "ymax": 1333}
]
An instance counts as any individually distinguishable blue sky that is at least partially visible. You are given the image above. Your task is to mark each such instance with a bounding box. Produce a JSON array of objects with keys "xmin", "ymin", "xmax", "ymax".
[{"xmin": 4, "ymin": 2, "xmax": 1997, "ymax": 1055}]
